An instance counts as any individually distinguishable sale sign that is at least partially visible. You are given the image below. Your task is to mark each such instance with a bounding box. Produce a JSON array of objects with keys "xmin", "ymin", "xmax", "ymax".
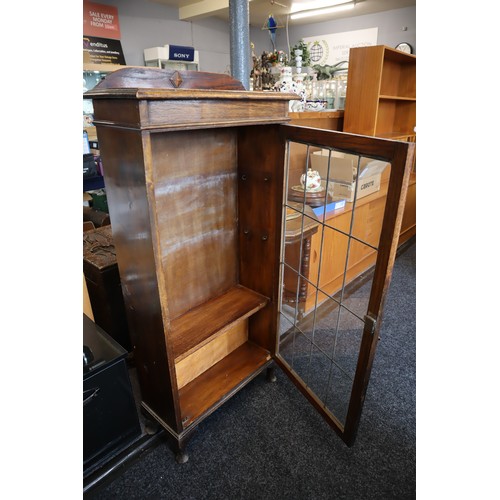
[{"xmin": 83, "ymin": 1, "xmax": 121, "ymax": 40}]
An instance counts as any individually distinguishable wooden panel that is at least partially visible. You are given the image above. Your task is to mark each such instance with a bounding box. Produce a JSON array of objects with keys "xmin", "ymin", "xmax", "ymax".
[
  {"xmin": 170, "ymin": 285, "xmax": 268, "ymax": 360},
  {"xmin": 375, "ymin": 99, "xmax": 416, "ymax": 137},
  {"xmin": 289, "ymin": 111, "xmax": 344, "ymax": 131},
  {"xmin": 399, "ymin": 62, "xmax": 417, "ymax": 98},
  {"xmin": 398, "ymin": 177, "xmax": 416, "ymax": 245},
  {"xmin": 343, "ymin": 46, "xmax": 384, "ymax": 135},
  {"xmin": 379, "ymin": 59, "xmax": 416, "ymax": 98},
  {"xmin": 392, "ymin": 100, "xmax": 416, "ymax": 135},
  {"xmin": 150, "ymin": 128, "xmax": 239, "ymax": 320},
  {"xmin": 147, "ymin": 99, "xmax": 292, "ymax": 129},
  {"xmin": 178, "ymin": 342, "xmax": 271, "ymax": 428},
  {"xmin": 380, "ymin": 58, "xmax": 405, "ymax": 96},
  {"xmin": 86, "ymin": 66, "xmax": 246, "ymax": 91},
  {"xmin": 175, "ymin": 319, "xmax": 248, "ymax": 390},
  {"xmin": 237, "ymin": 125, "xmax": 286, "ymax": 352},
  {"xmin": 87, "ymin": 67, "xmax": 296, "ymax": 131},
  {"xmin": 380, "ymin": 52, "xmax": 416, "ymax": 98},
  {"xmin": 95, "ymin": 126, "xmax": 182, "ymax": 431}
]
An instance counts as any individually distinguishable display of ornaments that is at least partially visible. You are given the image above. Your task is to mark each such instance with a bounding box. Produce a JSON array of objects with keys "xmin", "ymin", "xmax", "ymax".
[{"xmin": 273, "ymin": 65, "xmax": 306, "ymax": 112}]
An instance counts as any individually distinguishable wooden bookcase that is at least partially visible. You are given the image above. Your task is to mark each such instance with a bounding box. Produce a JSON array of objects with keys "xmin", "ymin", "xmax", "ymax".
[
  {"xmin": 343, "ymin": 45, "xmax": 416, "ymax": 140},
  {"xmin": 343, "ymin": 45, "xmax": 416, "ymax": 245},
  {"xmin": 86, "ymin": 67, "xmax": 415, "ymax": 459}
]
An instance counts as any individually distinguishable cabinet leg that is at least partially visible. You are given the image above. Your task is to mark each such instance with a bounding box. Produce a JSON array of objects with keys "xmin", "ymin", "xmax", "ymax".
[
  {"xmin": 266, "ymin": 365, "xmax": 277, "ymax": 383},
  {"xmin": 168, "ymin": 433, "xmax": 193, "ymax": 464},
  {"xmin": 175, "ymin": 450, "xmax": 189, "ymax": 464},
  {"xmin": 141, "ymin": 410, "xmax": 161, "ymax": 435}
]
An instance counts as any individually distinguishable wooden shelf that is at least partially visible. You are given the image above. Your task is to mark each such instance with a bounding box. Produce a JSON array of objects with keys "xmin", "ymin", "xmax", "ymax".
[
  {"xmin": 379, "ymin": 95, "xmax": 416, "ymax": 101},
  {"xmin": 170, "ymin": 285, "xmax": 269, "ymax": 361},
  {"xmin": 178, "ymin": 341, "xmax": 271, "ymax": 428}
]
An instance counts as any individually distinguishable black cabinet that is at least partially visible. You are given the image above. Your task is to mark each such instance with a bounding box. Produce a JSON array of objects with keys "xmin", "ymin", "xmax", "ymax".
[{"xmin": 83, "ymin": 314, "xmax": 141, "ymax": 476}]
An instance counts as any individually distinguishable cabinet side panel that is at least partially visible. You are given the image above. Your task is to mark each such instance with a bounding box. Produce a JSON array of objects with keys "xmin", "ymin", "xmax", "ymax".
[
  {"xmin": 237, "ymin": 125, "xmax": 285, "ymax": 351},
  {"xmin": 150, "ymin": 129, "xmax": 238, "ymax": 320},
  {"xmin": 95, "ymin": 126, "xmax": 181, "ymax": 430},
  {"xmin": 343, "ymin": 46, "xmax": 384, "ymax": 135}
]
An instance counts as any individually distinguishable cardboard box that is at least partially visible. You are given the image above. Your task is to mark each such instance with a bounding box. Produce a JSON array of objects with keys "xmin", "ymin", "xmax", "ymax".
[{"xmin": 310, "ymin": 150, "xmax": 388, "ymax": 202}]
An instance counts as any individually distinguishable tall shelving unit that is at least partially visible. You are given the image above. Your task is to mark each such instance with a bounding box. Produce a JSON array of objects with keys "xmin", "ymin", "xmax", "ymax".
[{"xmin": 343, "ymin": 45, "xmax": 416, "ymax": 245}]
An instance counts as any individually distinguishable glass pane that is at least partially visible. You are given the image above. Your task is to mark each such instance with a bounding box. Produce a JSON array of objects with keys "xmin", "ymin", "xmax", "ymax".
[
  {"xmin": 332, "ymin": 238, "xmax": 376, "ymax": 320},
  {"xmin": 331, "ymin": 306, "xmax": 365, "ymax": 379},
  {"xmin": 304, "ymin": 343, "xmax": 332, "ymax": 399},
  {"xmin": 278, "ymin": 138, "xmax": 387, "ymax": 431},
  {"xmin": 323, "ymin": 361, "xmax": 353, "ymax": 425},
  {"xmin": 283, "ymin": 212, "xmax": 305, "ymax": 275},
  {"xmin": 280, "ymin": 265, "xmax": 302, "ymax": 322},
  {"xmin": 350, "ymin": 160, "xmax": 391, "ymax": 246}
]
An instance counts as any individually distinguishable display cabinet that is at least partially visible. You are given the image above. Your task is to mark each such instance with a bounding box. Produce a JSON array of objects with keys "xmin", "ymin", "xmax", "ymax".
[{"xmin": 86, "ymin": 67, "xmax": 415, "ymax": 462}]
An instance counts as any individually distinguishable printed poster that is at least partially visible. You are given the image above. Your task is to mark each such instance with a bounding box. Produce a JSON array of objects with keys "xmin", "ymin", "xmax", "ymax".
[
  {"xmin": 303, "ymin": 28, "xmax": 378, "ymax": 66},
  {"xmin": 83, "ymin": 1, "xmax": 125, "ymax": 64}
]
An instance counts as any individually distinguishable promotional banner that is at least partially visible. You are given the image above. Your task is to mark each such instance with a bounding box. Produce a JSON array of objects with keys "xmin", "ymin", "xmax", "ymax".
[
  {"xmin": 83, "ymin": 36, "xmax": 126, "ymax": 65},
  {"xmin": 83, "ymin": 1, "xmax": 125, "ymax": 64},
  {"xmin": 83, "ymin": 1, "xmax": 121, "ymax": 40},
  {"xmin": 303, "ymin": 28, "xmax": 378, "ymax": 66}
]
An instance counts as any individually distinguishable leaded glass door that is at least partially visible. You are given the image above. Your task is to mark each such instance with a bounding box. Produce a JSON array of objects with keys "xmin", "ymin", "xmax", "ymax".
[{"xmin": 275, "ymin": 125, "xmax": 415, "ymax": 446}]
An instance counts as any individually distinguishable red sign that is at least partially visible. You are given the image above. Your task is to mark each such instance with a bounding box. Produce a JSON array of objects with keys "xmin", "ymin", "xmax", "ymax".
[{"xmin": 83, "ymin": 1, "xmax": 121, "ymax": 40}]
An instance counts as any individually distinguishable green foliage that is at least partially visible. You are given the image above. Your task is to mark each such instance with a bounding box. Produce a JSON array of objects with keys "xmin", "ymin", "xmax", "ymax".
[{"xmin": 290, "ymin": 39, "xmax": 310, "ymax": 67}]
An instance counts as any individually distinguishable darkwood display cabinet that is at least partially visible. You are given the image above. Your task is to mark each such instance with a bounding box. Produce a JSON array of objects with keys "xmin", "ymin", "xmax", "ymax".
[{"xmin": 86, "ymin": 67, "xmax": 415, "ymax": 462}]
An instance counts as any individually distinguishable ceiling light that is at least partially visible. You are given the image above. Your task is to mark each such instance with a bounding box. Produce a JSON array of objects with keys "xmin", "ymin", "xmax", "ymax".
[
  {"xmin": 290, "ymin": 0, "xmax": 352, "ymax": 13},
  {"xmin": 290, "ymin": 2, "xmax": 355, "ymax": 20}
]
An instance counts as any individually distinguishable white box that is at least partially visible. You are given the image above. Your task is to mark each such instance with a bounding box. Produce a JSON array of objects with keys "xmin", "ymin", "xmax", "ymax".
[{"xmin": 310, "ymin": 150, "xmax": 388, "ymax": 202}]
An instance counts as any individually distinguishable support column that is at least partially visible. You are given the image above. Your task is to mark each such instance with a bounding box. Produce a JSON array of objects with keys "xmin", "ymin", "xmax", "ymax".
[{"xmin": 229, "ymin": 0, "xmax": 250, "ymax": 90}]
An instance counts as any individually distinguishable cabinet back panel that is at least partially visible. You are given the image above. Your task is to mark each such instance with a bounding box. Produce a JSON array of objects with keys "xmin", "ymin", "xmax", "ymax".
[
  {"xmin": 150, "ymin": 129, "xmax": 238, "ymax": 320},
  {"xmin": 375, "ymin": 100, "xmax": 416, "ymax": 137},
  {"xmin": 380, "ymin": 59, "xmax": 416, "ymax": 98}
]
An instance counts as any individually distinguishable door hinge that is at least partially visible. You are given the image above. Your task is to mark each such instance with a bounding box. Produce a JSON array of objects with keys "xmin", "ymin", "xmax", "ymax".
[{"xmin": 364, "ymin": 314, "xmax": 377, "ymax": 335}]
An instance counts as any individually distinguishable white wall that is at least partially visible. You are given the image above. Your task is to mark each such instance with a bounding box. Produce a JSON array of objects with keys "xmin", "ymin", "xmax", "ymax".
[
  {"xmin": 249, "ymin": 6, "xmax": 416, "ymax": 58},
  {"xmin": 86, "ymin": 1, "xmax": 415, "ymax": 74}
]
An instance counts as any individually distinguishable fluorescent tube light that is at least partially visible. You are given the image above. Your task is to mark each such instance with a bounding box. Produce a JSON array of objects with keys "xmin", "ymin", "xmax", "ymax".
[
  {"xmin": 290, "ymin": 0, "xmax": 352, "ymax": 13},
  {"xmin": 290, "ymin": 2, "xmax": 355, "ymax": 20}
]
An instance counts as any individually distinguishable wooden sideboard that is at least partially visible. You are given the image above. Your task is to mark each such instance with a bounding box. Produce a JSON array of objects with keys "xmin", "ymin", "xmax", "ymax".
[{"xmin": 289, "ymin": 110, "xmax": 344, "ymax": 131}]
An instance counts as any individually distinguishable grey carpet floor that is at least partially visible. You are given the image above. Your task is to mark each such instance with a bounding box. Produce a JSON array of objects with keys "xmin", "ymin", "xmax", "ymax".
[{"xmin": 87, "ymin": 241, "xmax": 416, "ymax": 500}]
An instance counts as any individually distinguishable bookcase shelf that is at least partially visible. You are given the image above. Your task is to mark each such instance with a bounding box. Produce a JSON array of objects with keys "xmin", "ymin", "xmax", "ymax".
[
  {"xmin": 178, "ymin": 342, "xmax": 271, "ymax": 428},
  {"xmin": 171, "ymin": 285, "xmax": 269, "ymax": 390},
  {"xmin": 171, "ymin": 285, "xmax": 269, "ymax": 361}
]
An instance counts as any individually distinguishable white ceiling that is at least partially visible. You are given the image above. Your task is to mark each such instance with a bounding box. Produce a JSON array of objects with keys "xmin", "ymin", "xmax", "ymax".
[{"xmin": 149, "ymin": 0, "xmax": 416, "ymax": 27}]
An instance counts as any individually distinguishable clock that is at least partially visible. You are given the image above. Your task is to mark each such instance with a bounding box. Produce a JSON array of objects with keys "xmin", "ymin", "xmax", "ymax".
[{"xmin": 395, "ymin": 42, "xmax": 413, "ymax": 54}]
